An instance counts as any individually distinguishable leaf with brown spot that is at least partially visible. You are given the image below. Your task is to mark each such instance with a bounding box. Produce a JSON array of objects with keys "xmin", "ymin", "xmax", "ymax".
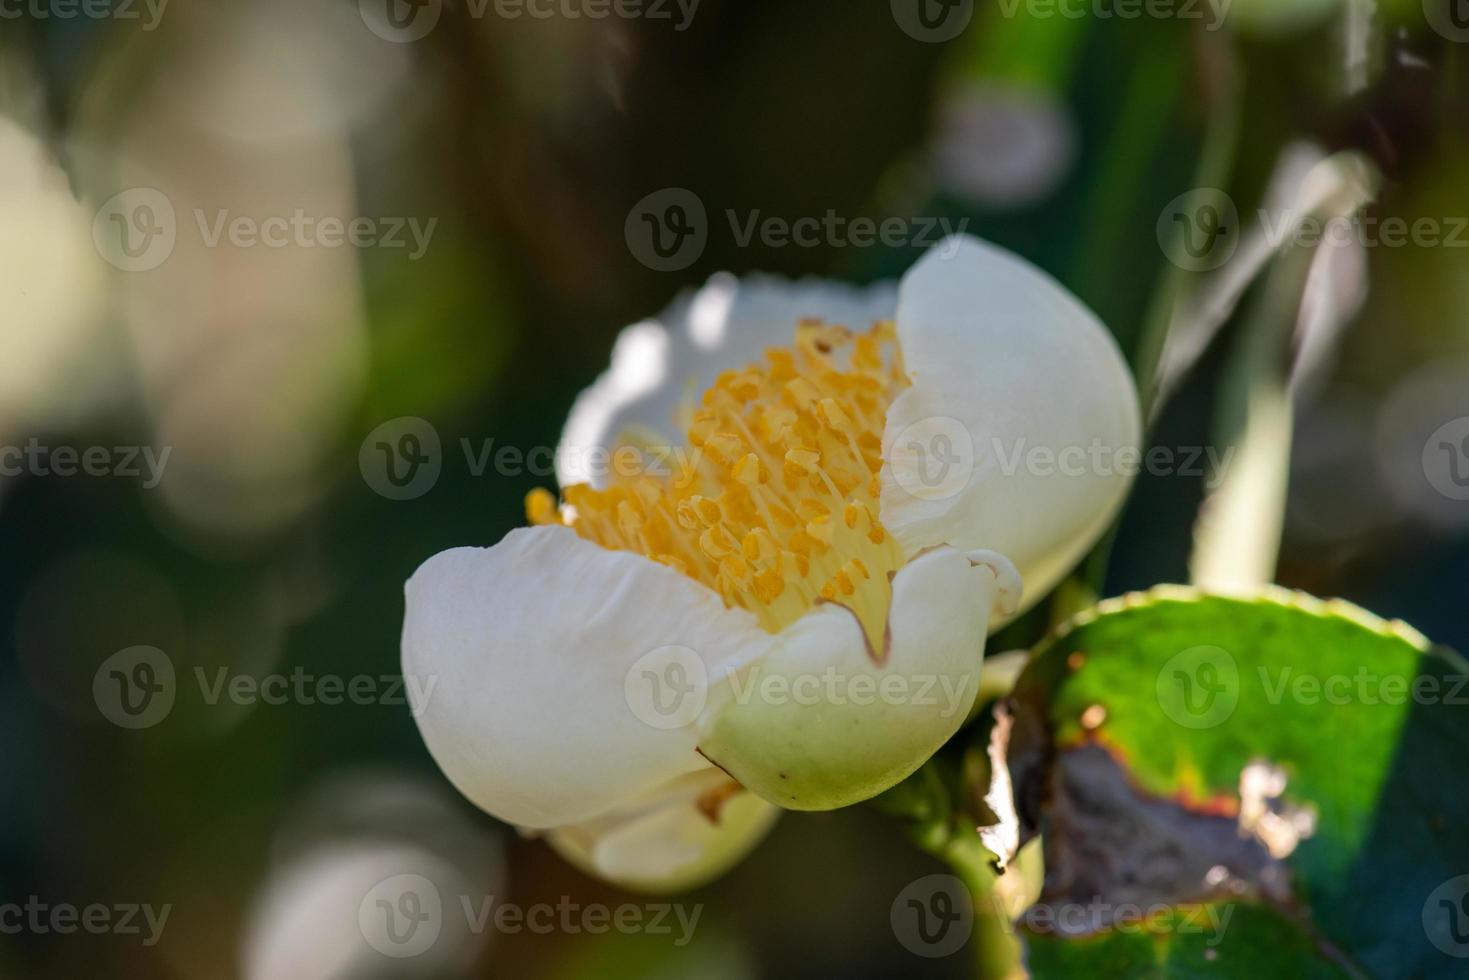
[{"xmin": 979, "ymin": 587, "xmax": 1469, "ymax": 979}]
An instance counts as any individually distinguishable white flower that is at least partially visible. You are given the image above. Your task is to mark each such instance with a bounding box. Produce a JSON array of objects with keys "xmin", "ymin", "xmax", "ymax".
[{"xmin": 403, "ymin": 235, "xmax": 1139, "ymax": 889}]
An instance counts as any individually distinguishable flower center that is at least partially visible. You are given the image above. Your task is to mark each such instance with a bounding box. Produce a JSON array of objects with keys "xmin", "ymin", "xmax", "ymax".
[{"xmin": 528, "ymin": 319, "xmax": 909, "ymax": 654}]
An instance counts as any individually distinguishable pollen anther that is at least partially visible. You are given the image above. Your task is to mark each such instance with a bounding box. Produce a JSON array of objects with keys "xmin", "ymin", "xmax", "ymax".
[{"xmin": 528, "ymin": 318, "xmax": 907, "ymax": 648}]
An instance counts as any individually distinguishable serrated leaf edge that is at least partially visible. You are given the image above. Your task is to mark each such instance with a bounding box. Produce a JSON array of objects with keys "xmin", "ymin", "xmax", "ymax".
[{"xmin": 1038, "ymin": 583, "xmax": 1431, "ymax": 655}]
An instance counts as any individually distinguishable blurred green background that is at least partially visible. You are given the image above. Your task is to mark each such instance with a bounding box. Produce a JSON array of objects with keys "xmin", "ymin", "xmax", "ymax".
[{"xmin": 1, "ymin": 0, "xmax": 1467, "ymax": 976}]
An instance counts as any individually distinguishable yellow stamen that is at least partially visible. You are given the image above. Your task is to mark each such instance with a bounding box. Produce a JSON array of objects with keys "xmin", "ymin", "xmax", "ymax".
[
  {"xmin": 528, "ymin": 319, "xmax": 908, "ymax": 651},
  {"xmin": 525, "ymin": 488, "xmax": 561, "ymax": 525}
]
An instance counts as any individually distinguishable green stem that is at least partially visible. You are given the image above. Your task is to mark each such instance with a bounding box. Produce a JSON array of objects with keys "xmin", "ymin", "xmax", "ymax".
[
  {"xmin": 1082, "ymin": 38, "xmax": 1243, "ymax": 594},
  {"xmin": 1134, "ymin": 39, "xmax": 1244, "ymax": 421},
  {"xmin": 938, "ymin": 832, "xmax": 1026, "ymax": 980},
  {"xmin": 877, "ymin": 754, "xmax": 1030, "ymax": 979}
]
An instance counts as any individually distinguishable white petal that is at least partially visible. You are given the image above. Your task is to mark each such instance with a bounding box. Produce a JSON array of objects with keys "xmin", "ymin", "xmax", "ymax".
[
  {"xmin": 402, "ymin": 527, "xmax": 770, "ymax": 829},
  {"xmin": 547, "ymin": 769, "xmax": 779, "ymax": 893},
  {"xmin": 881, "ymin": 235, "xmax": 1140, "ymax": 610},
  {"xmin": 558, "ymin": 274, "xmax": 897, "ymax": 487},
  {"xmin": 243, "ymin": 843, "xmax": 484, "ymax": 980},
  {"xmin": 696, "ymin": 546, "xmax": 1013, "ymax": 810}
]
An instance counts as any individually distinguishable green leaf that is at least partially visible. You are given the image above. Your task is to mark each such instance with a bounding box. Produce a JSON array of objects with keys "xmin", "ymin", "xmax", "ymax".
[{"xmin": 990, "ymin": 587, "xmax": 1469, "ymax": 979}]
